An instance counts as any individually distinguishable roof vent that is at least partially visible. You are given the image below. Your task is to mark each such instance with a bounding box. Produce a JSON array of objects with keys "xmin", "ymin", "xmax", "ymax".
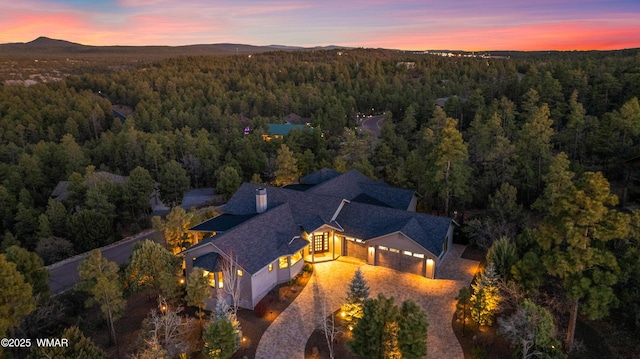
[{"xmin": 256, "ymin": 188, "xmax": 267, "ymax": 213}]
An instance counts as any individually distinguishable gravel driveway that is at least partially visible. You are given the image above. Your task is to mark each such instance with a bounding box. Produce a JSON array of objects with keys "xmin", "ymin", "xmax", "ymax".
[{"xmin": 255, "ymin": 244, "xmax": 479, "ymax": 359}]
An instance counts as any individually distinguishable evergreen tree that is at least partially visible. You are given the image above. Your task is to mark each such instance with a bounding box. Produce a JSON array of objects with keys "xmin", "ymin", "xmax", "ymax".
[
  {"xmin": 4, "ymin": 245, "xmax": 49, "ymax": 299},
  {"xmin": 77, "ymin": 249, "xmax": 126, "ymax": 348},
  {"xmin": 216, "ymin": 165, "xmax": 242, "ymax": 199},
  {"xmin": 486, "ymin": 236, "xmax": 518, "ymax": 280},
  {"xmin": 398, "ymin": 299, "xmax": 429, "ymax": 359},
  {"xmin": 202, "ymin": 317, "xmax": 238, "ymax": 359},
  {"xmin": 44, "ymin": 198, "xmax": 69, "ymax": 238},
  {"xmin": 382, "ymin": 321, "xmax": 402, "ymax": 359},
  {"xmin": 423, "ymin": 115, "xmax": 470, "ymax": 215},
  {"xmin": 456, "ymin": 287, "xmax": 472, "ymax": 335},
  {"xmin": 274, "ymin": 143, "xmax": 299, "ymax": 186},
  {"xmin": 186, "ymin": 267, "xmax": 211, "ymax": 320},
  {"xmin": 0, "ymin": 254, "xmax": 36, "ymax": 337},
  {"xmin": 535, "ymin": 153, "xmax": 629, "ymax": 351},
  {"xmin": 158, "ymin": 160, "xmax": 190, "ymax": 207},
  {"xmin": 126, "ymin": 239, "xmax": 181, "ymax": 300},
  {"xmin": 124, "ymin": 166, "xmax": 155, "ymax": 218},
  {"xmin": 349, "ymin": 293, "xmax": 399, "ymax": 359},
  {"xmin": 153, "ymin": 206, "xmax": 197, "ymax": 254},
  {"xmin": 515, "ymin": 103, "xmax": 554, "ymax": 201},
  {"xmin": 470, "ymin": 262, "xmax": 501, "ymax": 326},
  {"xmin": 341, "ymin": 267, "xmax": 370, "ymax": 330},
  {"xmin": 69, "ymin": 209, "xmax": 114, "ymax": 252}
]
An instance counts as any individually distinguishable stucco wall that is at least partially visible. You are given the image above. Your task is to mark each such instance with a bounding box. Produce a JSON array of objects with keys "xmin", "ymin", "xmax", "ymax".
[{"xmin": 251, "ymin": 261, "xmax": 278, "ymax": 308}]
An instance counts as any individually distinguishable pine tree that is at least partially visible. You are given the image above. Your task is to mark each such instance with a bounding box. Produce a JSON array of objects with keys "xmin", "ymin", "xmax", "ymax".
[
  {"xmin": 535, "ymin": 153, "xmax": 629, "ymax": 351},
  {"xmin": 424, "ymin": 116, "xmax": 471, "ymax": 215},
  {"xmin": 0, "ymin": 254, "xmax": 36, "ymax": 337},
  {"xmin": 186, "ymin": 267, "xmax": 211, "ymax": 320},
  {"xmin": 216, "ymin": 165, "xmax": 242, "ymax": 199},
  {"xmin": 124, "ymin": 166, "xmax": 155, "ymax": 217},
  {"xmin": 515, "ymin": 103, "xmax": 554, "ymax": 200},
  {"xmin": 456, "ymin": 287, "xmax": 471, "ymax": 335},
  {"xmin": 470, "ymin": 262, "xmax": 501, "ymax": 326},
  {"xmin": 158, "ymin": 160, "xmax": 190, "ymax": 207},
  {"xmin": 486, "ymin": 237, "xmax": 518, "ymax": 279},
  {"xmin": 341, "ymin": 267, "xmax": 370, "ymax": 330},
  {"xmin": 274, "ymin": 143, "xmax": 299, "ymax": 186},
  {"xmin": 153, "ymin": 206, "xmax": 196, "ymax": 254},
  {"xmin": 126, "ymin": 239, "xmax": 181, "ymax": 300},
  {"xmin": 398, "ymin": 299, "xmax": 428, "ymax": 359},
  {"xmin": 382, "ymin": 321, "xmax": 402, "ymax": 359},
  {"xmin": 4, "ymin": 245, "xmax": 49, "ymax": 299},
  {"xmin": 349, "ymin": 294, "xmax": 399, "ymax": 359},
  {"xmin": 78, "ymin": 249, "xmax": 126, "ymax": 348},
  {"xmin": 202, "ymin": 317, "xmax": 238, "ymax": 359}
]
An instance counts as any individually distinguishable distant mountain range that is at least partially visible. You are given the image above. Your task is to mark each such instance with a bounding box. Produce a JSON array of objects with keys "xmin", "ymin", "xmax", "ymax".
[{"xmin": 0, "ymin": 36, "xmax": 347, "ymax": 57}]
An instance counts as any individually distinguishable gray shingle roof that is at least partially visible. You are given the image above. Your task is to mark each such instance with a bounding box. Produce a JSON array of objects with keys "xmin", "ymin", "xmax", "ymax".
[
  {"xmin": 207, "ymin": 203, "xmax": 308, "ymax": 274},
  {"xmin": 190, "ymin": 213, "xmax": 257, "ymax": 232},
  {"xmin": 193, "ymin": 252, "xmax": 222, "ymax": 272},
  {"xmin": 187, "ymin": 168, "xmax": 449, "ymax": 273},
  {"xmin": 306, "ymin": 169, "xmax": 415, "ymax": 210},
  {"xmin": 336, "ymin": 201, "xmax": 452, "ymax": 256},
  {"xmin": 222, "ymin": 182, "xmax": 343, "ymax": 233},
  {"xmin": 300, "ymin": 168, "xmax": 341, "ymax": 185}
]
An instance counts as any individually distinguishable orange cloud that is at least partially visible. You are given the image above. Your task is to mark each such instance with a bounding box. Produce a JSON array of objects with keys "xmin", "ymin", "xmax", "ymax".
[{"xmin": 358, "ymin": 19, "xmax": 640, "ymax": 51}]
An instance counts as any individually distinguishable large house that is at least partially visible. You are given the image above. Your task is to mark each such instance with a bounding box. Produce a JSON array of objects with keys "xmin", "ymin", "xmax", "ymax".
[{"xmin": 184, "ymin": 169, "xmax": 455, "ymax": 309}]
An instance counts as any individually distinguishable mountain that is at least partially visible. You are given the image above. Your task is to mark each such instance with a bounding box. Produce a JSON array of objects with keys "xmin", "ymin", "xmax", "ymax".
[
  {"xmin": 0, "ymin": 36, "xmax": 350, "ymax": 59},
  {"xmin": 27, "ymin": 36, "xmax": 84, "ymax": 48}
]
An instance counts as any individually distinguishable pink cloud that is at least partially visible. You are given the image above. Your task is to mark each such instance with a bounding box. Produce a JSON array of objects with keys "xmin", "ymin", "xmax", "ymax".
[{"xmin": 355, "ymin": 18, "xmax": 640, "ymax": 51}]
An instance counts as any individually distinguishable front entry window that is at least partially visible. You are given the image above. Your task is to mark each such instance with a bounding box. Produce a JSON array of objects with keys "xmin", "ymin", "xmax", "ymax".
[{"xmin": 313, "ymin": 233, "xmax": 329, "ymax": 253}]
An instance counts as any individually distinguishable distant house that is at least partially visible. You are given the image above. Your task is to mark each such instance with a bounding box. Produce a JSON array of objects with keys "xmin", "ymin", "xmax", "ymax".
[
  {"xmin": 51, "ymin": 171, "xmax": 127, "ymax": 201},
  {"xmin": 262, "ymin": 123, "xmax": 312, "ymax": 141},
  {"xmin": 51, "ymin": 171, "xmax": 169, "ymax": 213},
  {"xmin": 435, "ymin": 97, "xmax": 449, "ymax": 108},
  {"xmin": 283, "ymin": 113, "xmax": 311, "ymax": 125},
  {"xmin": 396, "ymin": 61, "xmax": 416, "ymax": 69},
  {"xmin": 184, "ymin": 168, "xmax": 455, "ymax": 309}
]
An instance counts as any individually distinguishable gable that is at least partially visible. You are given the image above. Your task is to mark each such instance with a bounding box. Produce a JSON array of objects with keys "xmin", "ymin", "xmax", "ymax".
[{"xmin": 336, "ymin": 201, "xmax": 451, "ymax": 256}]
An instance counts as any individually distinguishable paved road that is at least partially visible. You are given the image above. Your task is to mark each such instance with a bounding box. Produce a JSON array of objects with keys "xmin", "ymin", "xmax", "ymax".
[
  {"xmin": 255, "ymin": 244, "xmax": 479, "ymax": 359},
  {"xmin": 360, "ymin": 115, "xmax": 385, "ymax": 138},
  {"xmin": 47, "ymin": 230, "xmax": 165, "ymax": 294}
]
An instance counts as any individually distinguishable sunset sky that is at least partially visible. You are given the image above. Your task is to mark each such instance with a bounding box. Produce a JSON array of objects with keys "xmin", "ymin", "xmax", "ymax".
[{"xmin": 1, "ymin": 0, "xmax": 639, "ymax": 51}]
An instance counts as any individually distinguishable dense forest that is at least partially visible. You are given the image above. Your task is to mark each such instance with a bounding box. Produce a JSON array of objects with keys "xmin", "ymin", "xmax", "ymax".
[{"xmin": 1, "ymin": 46, "xmax": 640, "ymax": 357}]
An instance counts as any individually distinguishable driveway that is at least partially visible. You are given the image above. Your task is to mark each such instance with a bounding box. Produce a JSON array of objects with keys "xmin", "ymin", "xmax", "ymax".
[{"xmin": 255, "ymin": 244, "xmax": 479, "ymax": 359}]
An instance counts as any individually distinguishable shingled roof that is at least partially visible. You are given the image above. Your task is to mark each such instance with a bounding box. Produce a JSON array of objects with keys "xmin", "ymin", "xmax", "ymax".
[
  {"xmin": 335, "ymin": 201, "xmax": 452, "ymax": 256},
  {"xmin": 199, "ymin": 203, "xmax": 308, "ymax": 274},
  {"xmin": 300, "ymin": 168, "xmax": 341, "ymax": 185},
  {"xmin": 187, "ymin": 168, "xmax": 447, "ymax": 274},
  {"xmin": 306, "ymin": 169, "xmax": 416, "ymax": 210},
  {"xmin": 222, "ymin": 182, "xmax": 343, "ymax": 233}
]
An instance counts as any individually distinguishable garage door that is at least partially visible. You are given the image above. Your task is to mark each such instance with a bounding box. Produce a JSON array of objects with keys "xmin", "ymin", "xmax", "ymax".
[
  {"xmin": 345, "ymin": 240, "xmax": 368, "ymax": 261},
  {"xmin": 376, "ymin": 248, "xmax": 425, "ymax": 277}
]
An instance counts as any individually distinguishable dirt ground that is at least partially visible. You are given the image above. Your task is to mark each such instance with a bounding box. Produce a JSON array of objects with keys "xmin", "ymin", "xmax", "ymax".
[{"xmin": 70, "ymin": 266, "xmax": 312, "ymax": 359}]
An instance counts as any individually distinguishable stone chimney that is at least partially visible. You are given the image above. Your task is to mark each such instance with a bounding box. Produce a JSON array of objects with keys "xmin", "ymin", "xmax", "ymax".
[{"xmin": 256, "ymin": 188, "xmax": 267, "ymax": 213}]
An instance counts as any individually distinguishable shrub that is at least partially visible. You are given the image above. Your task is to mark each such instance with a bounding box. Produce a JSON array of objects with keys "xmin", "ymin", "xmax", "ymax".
[
  {"xmin": 254, "ymin": 301, "xmax": 268, "ymax": 318},
  {"xmin": 303, "ymin": 263, "xmax": 313, "ymax": 273}
]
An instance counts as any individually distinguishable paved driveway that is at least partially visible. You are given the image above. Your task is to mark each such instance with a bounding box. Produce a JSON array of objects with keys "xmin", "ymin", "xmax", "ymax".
[{"xmin": 255, "ymin": 244, "xmax": 479, "ymax": 359}]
